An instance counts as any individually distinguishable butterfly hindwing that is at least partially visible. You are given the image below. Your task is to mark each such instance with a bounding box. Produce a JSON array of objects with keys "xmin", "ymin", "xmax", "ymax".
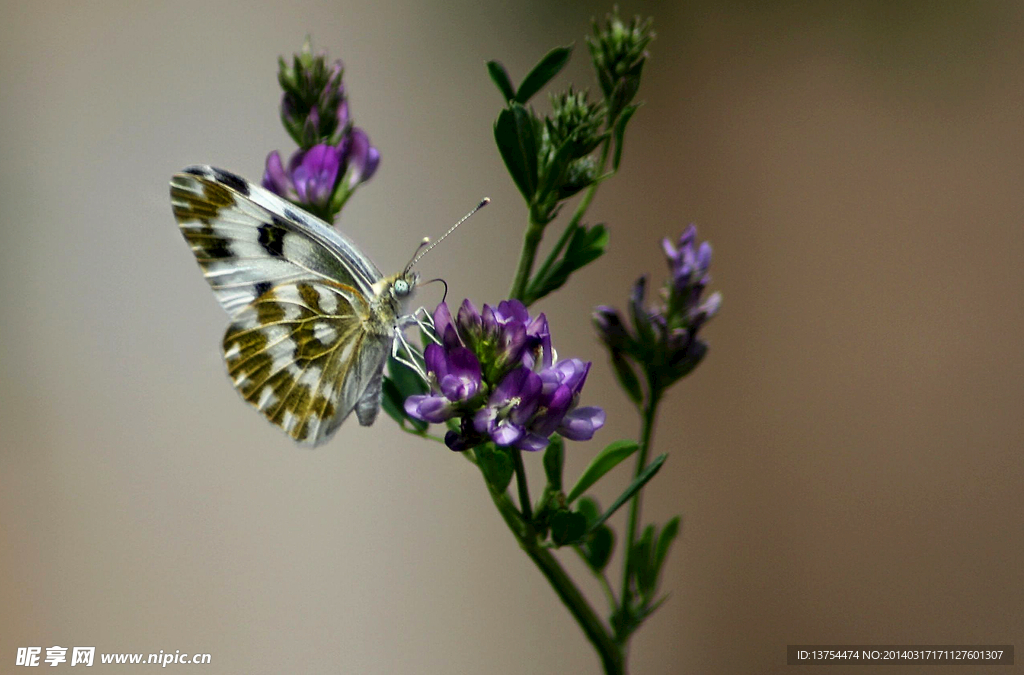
[
  {"xmin": 170, "ymin": 165, "xmax": 383, "ymax": 318},
  {"xmin": 222, "ymin": 279, "xmax": 391, "ymax": 446}
]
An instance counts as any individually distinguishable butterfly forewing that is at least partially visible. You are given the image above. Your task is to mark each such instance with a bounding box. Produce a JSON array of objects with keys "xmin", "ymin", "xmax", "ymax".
[{"xmin": 170, "ymin": 166, "xmax": 382, "ymax": 317}]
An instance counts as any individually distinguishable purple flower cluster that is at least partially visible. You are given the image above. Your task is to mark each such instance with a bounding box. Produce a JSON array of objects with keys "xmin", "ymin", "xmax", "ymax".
[
  {"xmin": 405, "ymin": 300, "xmax": 605, "ymax": 452},
  {"xmin": 263, "ymin": 42, "xmax": 379, "ymax": 221},
  {"xmin": 661, "ymin": 225, "xmax": 721, "ymax": 326},
  {"xmin": 595, "ymin": 225, "xmax": 720, "ymax": 391}
]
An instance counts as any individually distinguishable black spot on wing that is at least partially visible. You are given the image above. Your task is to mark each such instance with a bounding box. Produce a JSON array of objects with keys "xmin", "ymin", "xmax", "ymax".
[
  {"xmin": 212, "ymin": 168, "xmax": 250, "ymax": 196},
  {"xmin": 182, "ymin": 221, "xmax": 233, "ymax": 259},
  {"xmin": 258, "ymin": 223, "xmax": 286, "ymax": 257},
  {"xmin": 202, "ymin": 236, "xmax": 234, "ymax": 260},
  {"xmin": 253, "ymin": 281, "xmax": 272, "ymax": 297},
  {"xmin": 183, "ymin": 167, "xmax": 206, "ymax": 176}
]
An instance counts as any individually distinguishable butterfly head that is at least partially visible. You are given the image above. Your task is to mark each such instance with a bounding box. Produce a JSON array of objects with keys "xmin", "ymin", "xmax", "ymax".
[
  {"xmin": 372, "ymin": 270, "xmax": 420, "ymax": 322},
  {"xmin": 390, "ymin": 271, "xmax": 419, "ymax": 300}
]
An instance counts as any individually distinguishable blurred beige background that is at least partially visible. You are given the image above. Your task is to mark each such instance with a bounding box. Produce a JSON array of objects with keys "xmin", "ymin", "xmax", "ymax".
[{"xmin": 2, "ymin": 0, "xmax": 1022, "ymax": 673}]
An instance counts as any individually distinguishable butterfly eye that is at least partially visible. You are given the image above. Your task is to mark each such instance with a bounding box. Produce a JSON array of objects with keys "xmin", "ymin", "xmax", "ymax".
[{"xmin": 394, "ymin": 279, "xmax": 410, "ymax": 296}]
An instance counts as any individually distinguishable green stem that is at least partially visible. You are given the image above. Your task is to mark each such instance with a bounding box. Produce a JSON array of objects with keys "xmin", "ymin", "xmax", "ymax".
[
  {"xmin": 528, "ymin": 217, "xmax": 579, "ymax": 299},
  {"xmin": 566, "ymin": 137, "xmax": 612, "ymax": 231},
  {"xmin": 572, "ymin": 545, "xmax": 619, "ymax": 612},
  {"xmin": 620, "ymin": 383, "xmax": 662, "ymax": 638},
  {"xmin": 511, "ymin": 447, "xmax": 533, "ymax": 521},
  {"xmin": 483, "ymin": 479, "xmax": 624, "ymax": 675},
  {"xmin": 509, "ymin": 214, "xmax": 546, "ymax": 301}
]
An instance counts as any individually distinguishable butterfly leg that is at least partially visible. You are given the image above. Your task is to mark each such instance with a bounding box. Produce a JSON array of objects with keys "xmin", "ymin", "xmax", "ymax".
[
  {"xmin": 397, "ymin": 308, "xmax": 439, "ymax": 343},
  {"xmin": 391, "ymin": 329, "xmax": 429, "ymax": 382},
  {"xmin": 391, "ymin": 308, "xmax": 441, "ymax": 381},
  {"xmin": 411, "ymin": 306, "xmax": 441, "ymax": 345}
]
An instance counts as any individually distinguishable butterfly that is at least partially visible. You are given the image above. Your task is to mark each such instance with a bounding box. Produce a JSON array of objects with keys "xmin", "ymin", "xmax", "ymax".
[{"xmin": 170, "ymin": 165, "xmax": 450, "ymax": 446}]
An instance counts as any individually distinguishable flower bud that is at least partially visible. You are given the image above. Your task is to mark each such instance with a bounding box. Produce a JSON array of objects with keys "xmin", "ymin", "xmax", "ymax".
[{"xmin": 587, "ymin": 9, "xmax": 654, "ymax": 120}]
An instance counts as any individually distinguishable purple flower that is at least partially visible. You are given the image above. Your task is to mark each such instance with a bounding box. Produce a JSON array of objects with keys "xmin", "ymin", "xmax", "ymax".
[
  {"xmin": 523, "ymin": 313, "xmax": 553, "ymax": 370},
  {"xmin": 629, "ymin": 275, "xmax": 652, "ymax": 332},
  {"xmin": 291, "ymin": 144, "xmax": 342, "ymax": 206},
  {"xmin": 650, "ymin": 224, "xmax": 721, "ymax": 334},
  {"xmin": 536, "ymin": 359, "xmax": 605, "ymax": 442},
  {"xmin": 559, "ymin": 406, "xmax": 606, "ymax": 442},
  {"xmin": 262, "ymin": 150, "xmax": 295, "ymax": 201},
  {"xmin": 343, "ymin": 127, "xmax": 380, "ymax": 188},
  {"xmin": 262, "ymin": 144, "xmax": 341, "ymax": 209},
  {"xmin": 404, "ymin": 344, "xmax": 483, "ymax": 424},
  {"xmin": 473, "ymin": 367, "xmax": 542, "ymax": 447},
  {"xmin": 434, "ymin": 347, "xmax": 481, "ymax": 402},
  {"xmin": 432, "ymin": 301, "xmax": 462, "ymax": 350}
]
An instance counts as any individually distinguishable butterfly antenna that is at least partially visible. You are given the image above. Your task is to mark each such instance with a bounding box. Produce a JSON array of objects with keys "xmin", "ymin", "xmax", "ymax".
[
  {"xmin": 419, "ymin": 277, "xmax": 449, "ymax": 304},
  {"xmin": 405, "ymin": 198, "xmax": 490, "ymax": 273}
]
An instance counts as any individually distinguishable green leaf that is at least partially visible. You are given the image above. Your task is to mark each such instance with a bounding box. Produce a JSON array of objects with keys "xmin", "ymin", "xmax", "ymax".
[
  {"xmin": 494, "ymin": 104, "xmax": 539, "ymax": 203},
  {"xmin": 487, "ymin": 60, "xmax": 516, "ymax": 101},
  {"xmin": 515, "ymin": 45, "xmax": 572, "ymax": 104},
  {"xmin": 475, "ymin": 444, "xmax": 514, "ymax": 493},
  {"xmin": 653, "ymin": 516, "xmax": 681, "ymax": 580},
  {"xmin": 277, "ymin": 55, "xmax": 290, "ymax": 87},
  {"xmin": 581, "ymin": 524, "xmax": 614, "ymax": 573},
  {"xmin": 633, "ymin": 524, "xmax": 656, "ymax": 597},
  {"xmin": 565, "ymin": 223, "xmax": 608, "ymax": 268},
  {"xmin": 611, "ymin": 104, "xmax": 639, "ymax": 171},
  {"xmin": 613, "ymin": 60, "xmax": 645, "ymax": 119},
  {"xmin": 550, "ymin": 508, "xmax": 588, "ymax": 546},
  {"xmin": 610, "ymin": 351, "xmax": 643, "ymax": 406},
  {"xmin": 566, "ymin": 439, "xmax": 639, "ymax": 504},
  {"xmin": 388, "ymin": 353, "xmax": 427, "ymax": 397},
  {"xmin": 543, "ymin": 435, "xmax": 564, "ymax": 491},
  {"xmin": 535, "ymin": 137, "xmax": 576, "ymax": 202},
  {"xmin": 555, "ymin": 155, "xmax": 600, "ymax": 201},
  {"xmin": 380, "ymin": 381, "xmax": 407, "ymax": 428},
  {"xmin": 589, "ymin": 454, "xmax": 668, "ymax": 531},
  {"xmin": 525, "ymin": 223, "xmax": 608, "ymax": 304},
  {"xmin": 635, "ymin": 593, "xmax": 669, "ymax": 622},
  {"xmin": 575, "ymin": 495, "xmax": 601, "ymax": 526}
]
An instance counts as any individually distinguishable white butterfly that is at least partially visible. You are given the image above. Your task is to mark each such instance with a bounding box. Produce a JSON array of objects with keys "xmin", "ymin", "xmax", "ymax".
[{"xmin": 170, "ymin": 165, "xmax": 432, "ymax": 446}]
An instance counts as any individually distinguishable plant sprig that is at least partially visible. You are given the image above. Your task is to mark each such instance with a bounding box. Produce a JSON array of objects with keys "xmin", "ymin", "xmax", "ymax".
[{"xmin": 277, "ymin": 10, "xmax": 721, "ymax": 675}]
